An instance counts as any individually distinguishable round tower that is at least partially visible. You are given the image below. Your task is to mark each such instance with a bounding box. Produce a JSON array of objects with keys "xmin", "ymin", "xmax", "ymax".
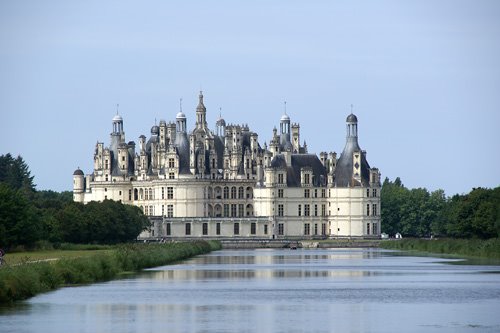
[
  {"xmin": 176, "ymin": 111, "xmax": 187, "ymax": 133},
  {"xmin": 346, "ymin": 113, "xmax": 358, "ymax": 139},
  {"xmin": 73, "ymin": 168, "xmax": 85, "ymax": 203}
]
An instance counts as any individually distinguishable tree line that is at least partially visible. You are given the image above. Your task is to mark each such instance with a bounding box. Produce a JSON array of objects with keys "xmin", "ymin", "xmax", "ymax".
[
  {"xmin": 0, "ymin": 154, "xmax": 150, "ymax": 249},
  {"xmin": 381, "ymin": 177, "xmax": 500, "ymax": 239}
]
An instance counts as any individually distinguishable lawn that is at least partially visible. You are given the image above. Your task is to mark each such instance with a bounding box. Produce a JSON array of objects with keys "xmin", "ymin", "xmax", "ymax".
[{"xmin": 2, "ymin": 249, "xmax": 112, "ymax": 266}]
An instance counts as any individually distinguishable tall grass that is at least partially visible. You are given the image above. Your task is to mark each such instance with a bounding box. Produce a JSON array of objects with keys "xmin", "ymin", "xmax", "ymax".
[
  {"xmin": 380, "ymin": 238, "xmax": 500, "ymax": 259},
  {"xmin": 0, "ymin": 241, "xmax": 221, "ymax": 304}
]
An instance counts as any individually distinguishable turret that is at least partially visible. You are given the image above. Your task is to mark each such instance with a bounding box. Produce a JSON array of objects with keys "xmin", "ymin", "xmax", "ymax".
[
  {"xmin": 195, "ymin": 91, "xmax": 207, "ymax": 129},
  {"xmin": 73, "ymin": 168, "xmax": 85, "ymax": 203}
]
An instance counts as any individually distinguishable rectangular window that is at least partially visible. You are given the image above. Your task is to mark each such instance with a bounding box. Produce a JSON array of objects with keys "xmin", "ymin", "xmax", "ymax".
[
  {"xmin": 264, "ymin": 224, "xmax": 268, "ymax": 235},
  {"xmin": 367, "ymin": 188, "xmax": 370, "ymax": 197},
  {"xmin": 321, "ymin": 189, "xmax": 326, "ymax": 198},
  {"xmin": 304, "ymin": 189, "xmax": 310, "ymax": 198},
  {"xmin": 321, "ymin": 204, "xmax": 326, "ymax": 217},
  {"xmin": 304, "ymin": 173, "xmax": 310, "ymax": 184},
  {"xmin": 224, "ymin": 204, "xmax": 229, "ymax": 217},
  {"xmin": 278, "ymin": 204, "xmax": 284, "ymax": 217},
  {"xmin": 161, "ymin": 205, "xmax": 164, "ymax": 216},
  {"xmin": 238, "ymin": 204, "xmax": 244, "ymax": 217},
  {"xmin": 314, "ymin": 223, "xmax": 318, "ymax": 235},
  {"xmin": 304, "ymin": 223, "xmax": 310, "ymax": 235},
  {"xmin": 169, "ymin": 173, "xmax": 175, "ymax": 179},
  {"xmin": 372, "ymin": 189, "xmax": 377, "ymax": 197},
  {"xmin": 304, "ymin": 204, "xmax": 310, "ymax": 217},
  {"xmin": 166, "ymin": 223, "xmax": 171, "ymax": 236},
  {"xmin": 314, "ymin": 204, "xmax": 318, "ymax": 217},
  {"xmin": 167, "ymin": 205, "xmax": 173, "ymax": 218},
  {"xmin": 234, "ymin": 223, "xmax": 240, "ymax": 235},
  {"xmin": 185, "ymin": 223, "xmax": 191, "ymax": 235},
  {"xmin": 202, "ymin": 223, "xmax": 208, "ymax": 235},
  {"xmin": 321, "ymin": 223, "xmax": 326, "ymax": 236},
  {"xmin": 278, "ymin": 173, "xmax": 284, "ymax": 184},
  {"xmin": 367, "ymin": 223, "xmax": 370, "ymax": 235},
  {"xmin": 231, "ymin": 204, "xmax": 237, "ymax": 217},
  {"xmin": 278, "ymin": 189, "xmax": 284, "ymax": 198},
  {"xmin": 128, "ymin": 189, "xmax": 132, "ymax": 200},
  {"xmin": 314, "ymin": 189, "xmax": 318, "ymax": 198},
  {"xmin": 367, "ymin": 204, "xmax": 370, "ymax": 216},
  {"xmin": 373, "ymin": 223, "xmax": 378, "ymax": 235},
  {"xmin": 216, "ymin": 223, "xmax": 221, "ymax": 235},
  {"xmin": 373, "ymin": 204, "xmax": 377, "ymax": 216},
  {"xmin": 161, "ymin": 187, "xmax": 165, "ymax": 199},
  {"xmin": 168, "ymin": 158, "xmax": 175, "ymax": 168},
  {"xmin": 251, "ymin": 222, "xmax": 256, "ymax": 235},
  {"xmin": 167, "ymin": 187, "xmax": 174, "ymax": 199},
  {"xmin": 298, "ymin": 204, "xmax": 302, "ymax": 217},
  {"xmin": 278, "ymin": 223, "xmax": 284, "ymax": 235}
]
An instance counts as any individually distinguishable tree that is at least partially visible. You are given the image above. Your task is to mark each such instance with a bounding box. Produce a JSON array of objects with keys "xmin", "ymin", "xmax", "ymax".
[{"xmin": 0, "ymin": 154, "xmax": 36, "ymax": 193}]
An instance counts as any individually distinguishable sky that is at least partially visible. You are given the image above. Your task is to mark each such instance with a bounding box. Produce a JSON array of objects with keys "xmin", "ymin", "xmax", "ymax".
[{"xmin": 1, "ymin": 0, "xmax": 499, "ymax": 195}]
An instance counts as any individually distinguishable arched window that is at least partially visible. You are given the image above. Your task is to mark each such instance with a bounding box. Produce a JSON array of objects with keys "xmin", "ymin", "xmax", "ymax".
[
  {"xmin": 223, "ymin": 186, "xmax": 229, "ymax": 199},
  {"xmin": 238, "ymin": 187, "xmax": 244, "ymax": 199},
  {"xmin": 231, "ymin": 187, "xmax": 236, "ymax": 199},
  {"xmin": 134, "ymin": 189, "xmax": 138, "ymax": 200}
]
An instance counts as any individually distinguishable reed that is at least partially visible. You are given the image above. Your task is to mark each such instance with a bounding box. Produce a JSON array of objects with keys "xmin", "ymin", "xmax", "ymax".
[
  {"xmin": 380, "ymin": 238, "xmax": 500, "ymax": 259},
  {"xmin": 0, "ymin": 241, "xmax": 221, "ymax": 304}
]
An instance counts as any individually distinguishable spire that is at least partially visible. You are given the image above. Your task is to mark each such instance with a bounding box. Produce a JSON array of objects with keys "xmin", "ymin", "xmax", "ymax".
[{"xmin": 195, "ymin": 90, "xmax": 207, "ymax": 129}]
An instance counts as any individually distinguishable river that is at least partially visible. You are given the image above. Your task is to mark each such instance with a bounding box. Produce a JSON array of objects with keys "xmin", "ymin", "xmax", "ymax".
[{"xmin": 1, "ymin": 248, "xmax": 500, "ymax": 333}]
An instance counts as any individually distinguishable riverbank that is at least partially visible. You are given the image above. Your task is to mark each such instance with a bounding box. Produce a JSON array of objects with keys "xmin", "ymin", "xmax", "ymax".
[
  {"xmin": 380, "ymin": 238, "xmax": 500, "ymax": 259},
  {"xmin": 0, "ymin": 241, "xmax": 220, "ymax": 304},
  {"xmin": 220, "ymin": 239, "xmax": 381, "ymax": 249}
]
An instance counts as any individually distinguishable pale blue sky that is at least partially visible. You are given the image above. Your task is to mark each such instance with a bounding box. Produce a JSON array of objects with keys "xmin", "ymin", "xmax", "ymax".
[{"xmin": 1, "ymin": 0, "xmax": 499, "ymax": 195}]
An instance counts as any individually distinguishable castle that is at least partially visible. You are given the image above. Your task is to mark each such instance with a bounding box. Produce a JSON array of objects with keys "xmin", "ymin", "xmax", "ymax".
[{"xmin": 73, "ymin": 92, "xmax": 381, "ymax": 239}]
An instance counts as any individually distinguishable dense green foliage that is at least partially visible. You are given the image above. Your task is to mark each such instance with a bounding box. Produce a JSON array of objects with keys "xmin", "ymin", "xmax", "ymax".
[
  {"xmin": 0, "ymin": 154, "xmax": 150, "ymax": 249},
  {"xmin": 380, "ymin": 238, "xmax": 500, "ymax": 259},
  {"xmin": 0, "ymin": 241, "xmax": 221, "ymax": 304},
  {"xmin": 381, "ymin": 177, "xmax": 500, "ymax": 239}
]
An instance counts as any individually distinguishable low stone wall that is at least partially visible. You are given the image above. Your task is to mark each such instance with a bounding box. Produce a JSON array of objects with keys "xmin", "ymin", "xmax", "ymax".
[{"xmin": 220, "ymin": 239, "xmax": 381, "ymax": 249}]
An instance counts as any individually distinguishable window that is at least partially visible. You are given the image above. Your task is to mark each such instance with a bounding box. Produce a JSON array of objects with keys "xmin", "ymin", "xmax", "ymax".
[
  {"xmin": 238, "ymin": 204, "xmax": 244, "ymax": 217},
  {"xmin": 216, "ymin": 223, "xmax": 221, "ymax": 235},
  {"xmin": 202, "ymin": 223, "xmax": 208, "ymax": 235},
  {"xmin": 372, "ymin": 204, "xmax": 377, "ymax": 216},
  {"xmin": 373, "ymin": 223, "xmax": 378, "ymax": 235},
  {"xmin": 372, "ymin": 189, "xmax": 377, "ymax": 197},
  {"xmin": 278, "ymin": 173, "xmax": 284, "ymax": 184},
  {"xmin": 128, "ymin": 190, "xmax": 132, "ymax": 200},
  {"xmin": 251, "ymin": 223, "xmax": 256, "ymax": 235},
  {"xmin": 168, "ymin": 158, "xmax": 175, "ymax": 168},
  {"xmin": 234, "ymin": 223, "xmax": 240, "ymax": 235},
  {"xmin": 322, "ymin": 204, "xmax": 326, "ymax": 217},
  {"xmin": 278, "ymin": 189, "xmax": 284, "ymax": 198},
  {"xmin": 304, "ymin": 173, "xmax": 310, "ymax": 184},
  {"xmin": 367, "ymin": 188, "xmax": 370, "ymax": 197},
  {"xmin": 167, "ymin": 187, "xmax": 173, "ymax": 199},
  {"xmin": 149, "ymin": 188, "xmax": 153, "ymax": 200},
  {"xmin": 122, "ymin": 156, "xmax": 125, "ymax": 162},
  {"xmin": 367, "ymin": 204, "xmax": 370, "ymax": 216},
  {"xmin": 304, "ymin": 223, "xmax": 310, "ymax": 235},
  {"xmin": 166, "ymin": 223, "xmax": 171, "ymax": 236},
  {"xmin": 314, "ymin": 224, "xmax": 318, "ymax": 235},
  {"xmin": 224, "ymin": 204, "xmax": 229, "ymax": 217},
  {"xmin": 161, "ymin": 187, "xmax": 165, "ymax": 199},
  {"xmin": 314, "ymin": 204, "xmax": 318, "ymax": 217},
  {"xmin": 264, "ymin": 224, "xmax": 268, "ymax": 235},
  {"xmin": 185, "ymin": 223, "xmax": 191, "ymax": 235},
  {"xmin": 321, "ymin": 223, "xmax": 327, "ymax": 236},
  {"xmin": 304, "ymin": 204, "xmax": 310, "ymax": 217},
  {"xmin": 321, "ymin": 189, "xmax": 326, "ymax": 198},
  {"xmin": 149, "ymin": 206, "xmax": 153, "ymax": 216},
  {"xmin": 169, "ymin": 172, "xmax": 175, "ymax": 179},
  {"xmin": 231, "ymin": 204, "xmax": 237, "ymax": 217},
  {"xmin": 167, "ymin": 205, "xmax": 173, "ymax": 217},
  {"xmin": 161, "ymin": 205, "xmax": 164, "ymax": 216},
  {"xmin": 278, "ymin": 204, "xmax": 284, "ymax": 217},
  {"xmin": 231, "ymin": 187, "xmax": 236, "ymax": 199},
  {"xmin": 314, "ymin": 189, "xmax": 317, "ymax": 198},
  {"xmin": 278, "ymin": 223, "xmax": 284, "ymax": 235},
  {"xmin": 298, "ymin": 204, "xmax": 302, "ymax": 216},
  {"xmin": 367, "ymin": 223, "xmax": 370, "ymax": 235},
  {"xmin": 105, "ymin": 160, "xmax": 109, "ymax": 169},
  {"xmin": 223, "ymin": 187, "xmax": 229, "ymax": 199},
  {"xmin": 238, "ymin": 187, "xmax": 244, "ymax": 199},
  {"xmin": 304, "ymin": 189, "xmax": 310, "ymax": 198}
]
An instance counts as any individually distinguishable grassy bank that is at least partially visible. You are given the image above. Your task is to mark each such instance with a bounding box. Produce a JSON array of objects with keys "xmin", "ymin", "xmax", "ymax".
[
  {"xmin": 380, "ymin": 238, "xmax": 500, "ymax": 259},
  {"xmin": 0, "ymin": 241, "xmax": 221, "ymax": 304}
]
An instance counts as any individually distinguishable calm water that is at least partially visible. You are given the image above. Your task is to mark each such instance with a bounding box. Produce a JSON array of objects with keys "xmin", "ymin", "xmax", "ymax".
[{"xmin": 2, "ymin": 248, "xmax": 500, "ymax": 333}]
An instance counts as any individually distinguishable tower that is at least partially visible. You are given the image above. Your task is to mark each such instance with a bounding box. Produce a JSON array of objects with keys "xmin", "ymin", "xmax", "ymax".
[
  {"xmin": 73, "ymin": 168, "xmax": 85, "ymax": 203},
  {"xmin": 195, "ymin": 91, "xmax": 207, "ymax": 129}
]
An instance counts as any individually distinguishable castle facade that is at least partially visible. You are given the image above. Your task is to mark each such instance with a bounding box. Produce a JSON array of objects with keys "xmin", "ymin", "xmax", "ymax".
[{"xmin": 73, "ymin": 92, "xmax": 381, "ymax": 239}]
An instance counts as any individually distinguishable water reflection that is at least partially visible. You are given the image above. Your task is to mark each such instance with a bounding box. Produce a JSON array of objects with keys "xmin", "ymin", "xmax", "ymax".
[{"xmin": 2, "ymin": 248, "xmax": 500, "ymax": 333}]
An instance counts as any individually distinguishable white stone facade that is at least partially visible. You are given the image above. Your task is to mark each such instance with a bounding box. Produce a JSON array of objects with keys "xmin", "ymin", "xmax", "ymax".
[{"xmin": 73, "ymin": 92, "xmax": 381, "ymax": 239}]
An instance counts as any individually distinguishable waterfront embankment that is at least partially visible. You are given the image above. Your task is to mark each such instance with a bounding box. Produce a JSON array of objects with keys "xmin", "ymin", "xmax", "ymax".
[
  {"xmin": 0, "ymin": 241, "xmax": 220, "ymax": 304},
  {"xmin": 380, "ymin": 238, "xmax": 500, "ymax": 259},
  {"xmin": 220, "ymin": 239, "xmax": 381, "ymax": 249}
]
